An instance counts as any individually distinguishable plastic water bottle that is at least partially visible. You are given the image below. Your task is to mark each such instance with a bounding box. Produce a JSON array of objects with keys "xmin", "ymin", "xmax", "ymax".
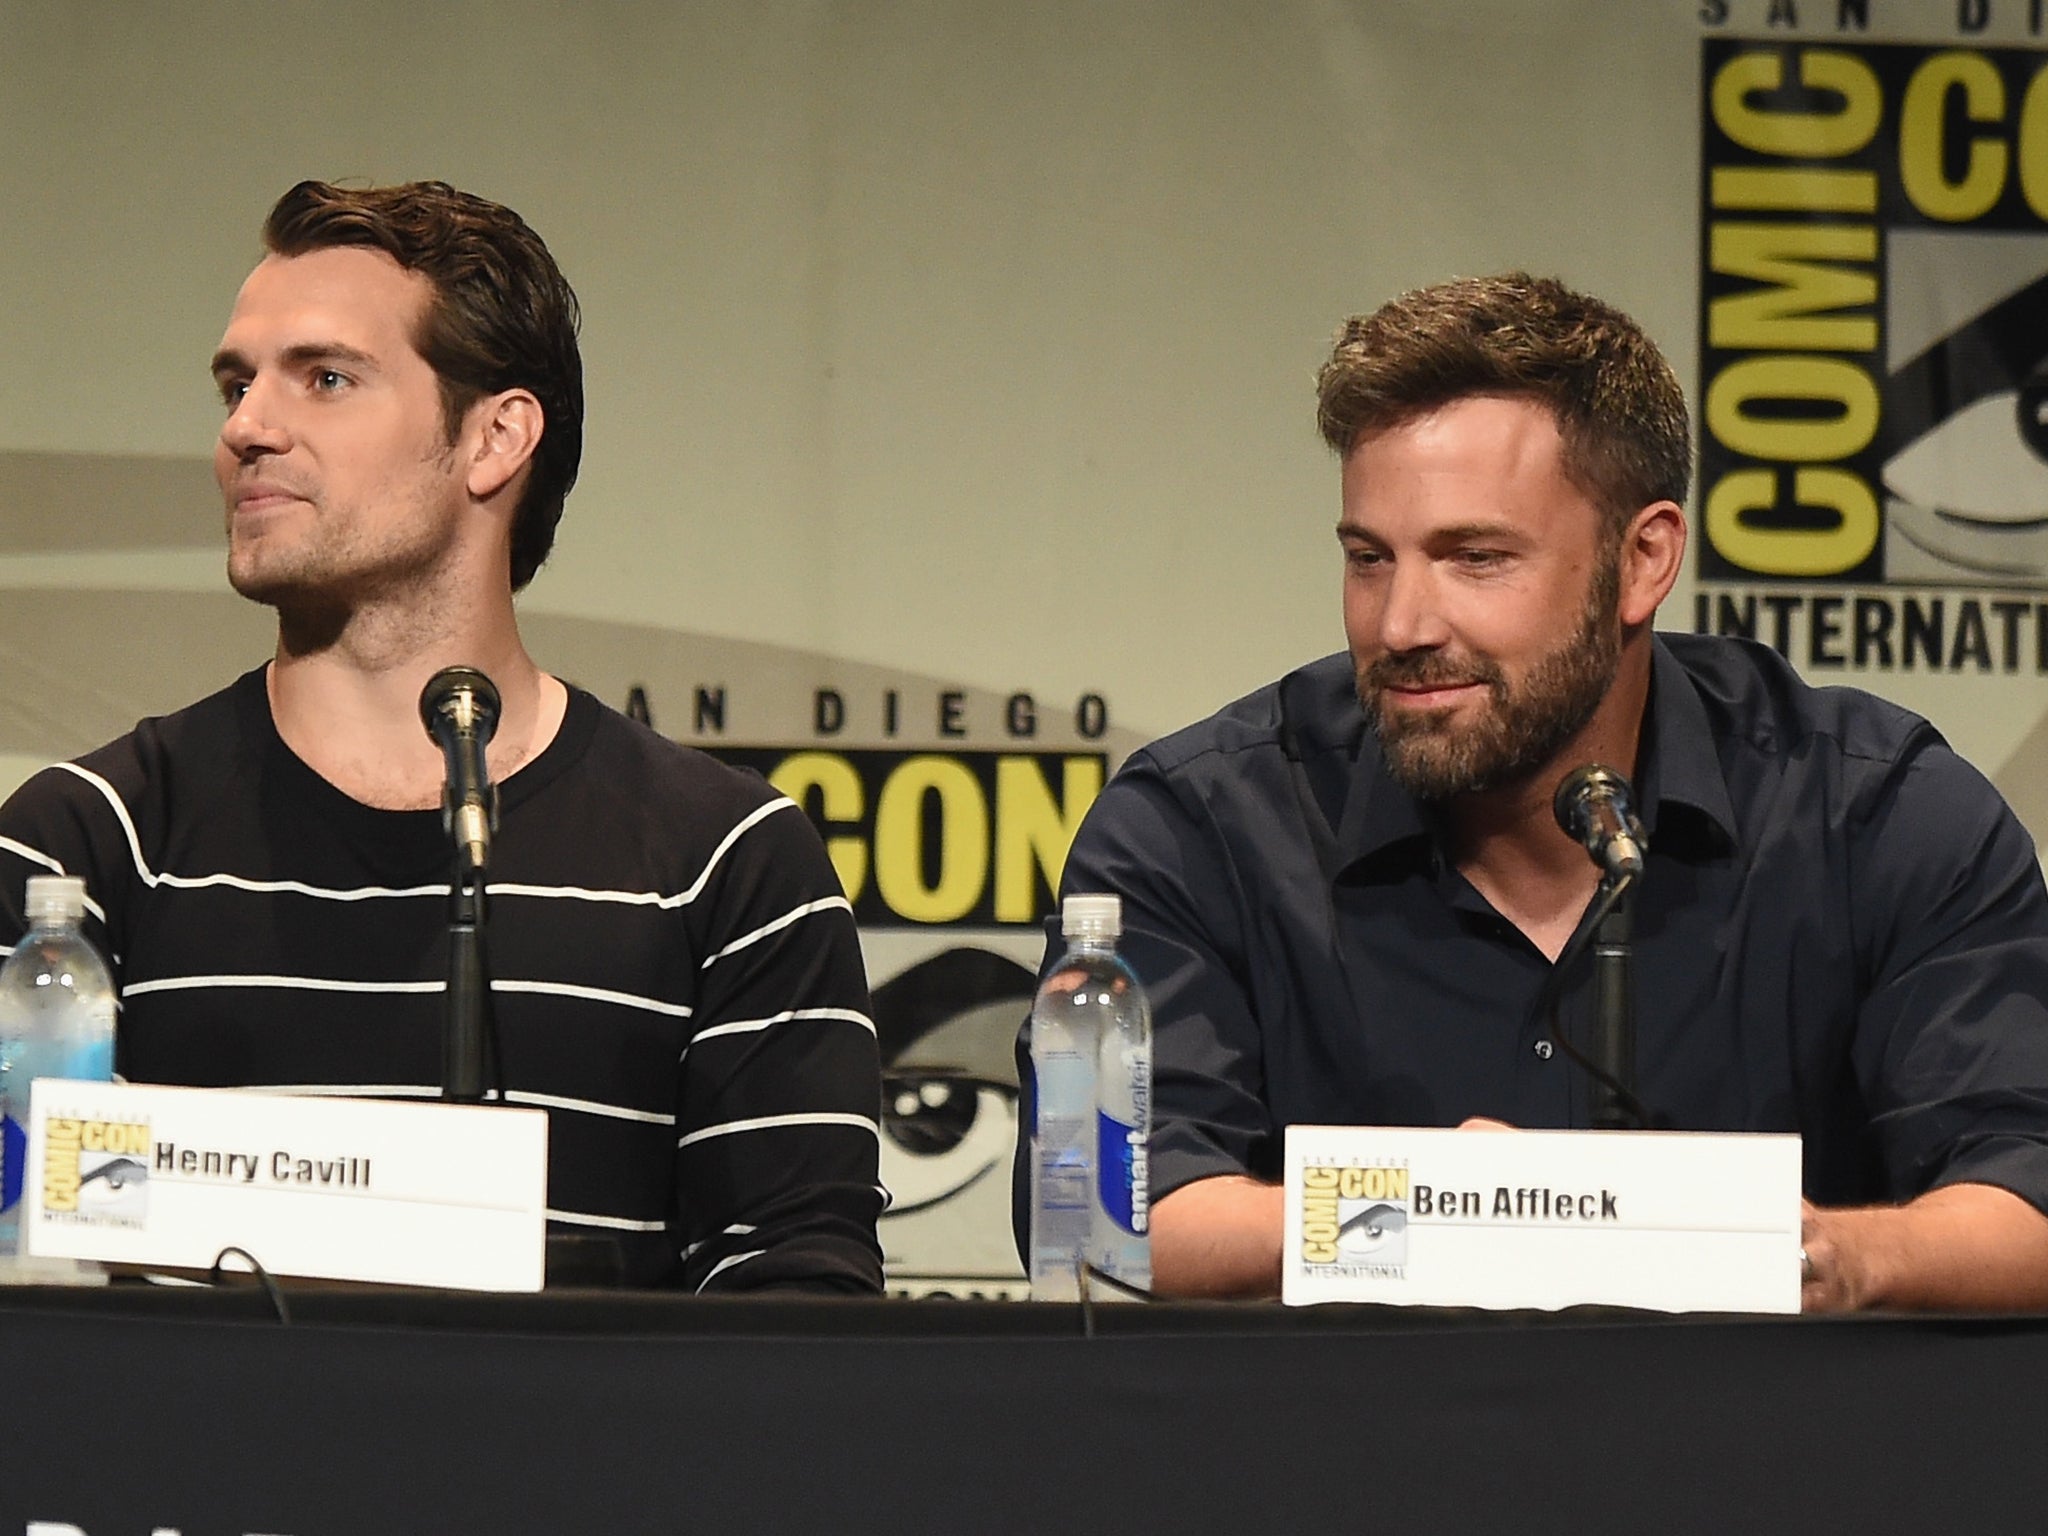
[
  {"xmin": 1029, "ymin": 894, "xmax": 1151, "ymax": 1299},
  {"xmin": 1091, "ymin": 906, "xmax": 1152, "ymax": 1294},
  {"xmin": 0, "ymin": 875, "xmax": 117, "ymax": 1264}
]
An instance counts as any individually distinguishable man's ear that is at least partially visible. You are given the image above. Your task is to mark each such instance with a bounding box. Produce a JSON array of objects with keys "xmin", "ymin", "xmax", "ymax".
[
  {"xmin": 465, "ymin": 389, "xmax": 544, "ymax": 502},
  {"xmin": 1617, "ymin": 500, "xmax": 1687, "ymax": 628}
]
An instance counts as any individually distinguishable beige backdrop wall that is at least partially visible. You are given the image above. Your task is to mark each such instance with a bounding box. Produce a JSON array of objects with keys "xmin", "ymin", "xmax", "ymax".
[{"xmin": 0, "ymin": 1, "xmax": 1734, "ymax": 755}]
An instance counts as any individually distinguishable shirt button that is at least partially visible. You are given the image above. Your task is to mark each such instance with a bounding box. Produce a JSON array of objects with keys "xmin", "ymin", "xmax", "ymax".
[{"xmin": 1533, "ymin": 1040, "xmax": 1554, "ymax": 1060}]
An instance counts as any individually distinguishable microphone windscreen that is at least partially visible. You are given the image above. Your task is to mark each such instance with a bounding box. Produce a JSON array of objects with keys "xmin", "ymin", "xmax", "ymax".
[
  {"xmin": 419, "ymin": 666, "xmax": 502, "ymax": 738},
  {"xmin": 1553, "ymin": 763, "xmax": 1629, "ymax": 841}
]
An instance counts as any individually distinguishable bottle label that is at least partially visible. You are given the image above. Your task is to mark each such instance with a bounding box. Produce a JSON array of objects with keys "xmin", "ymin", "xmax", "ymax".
[
  {"xmin": 1, "ymin": 1112, "xmax": 22, "ymax": 1215},
  {"xmin": 1096, "ymin": 1109, "xmax": 1149, "ymax": 1235}
]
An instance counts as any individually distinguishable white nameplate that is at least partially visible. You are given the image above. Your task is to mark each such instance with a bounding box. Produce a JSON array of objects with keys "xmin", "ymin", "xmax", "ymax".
[
  {"xmin": 22, "ymin": 1081, "xmax": 548, "ymax": 1292},
  {"xmin": 1282, "ymin": 1125, "xmax": 1802, "ymax": 1313}
]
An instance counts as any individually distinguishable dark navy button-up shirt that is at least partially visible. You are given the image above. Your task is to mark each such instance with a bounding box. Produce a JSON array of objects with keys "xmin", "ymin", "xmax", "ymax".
[{"xmin": 1045, "ymin": 632, "xmax": 2048, "ymax": 1215}]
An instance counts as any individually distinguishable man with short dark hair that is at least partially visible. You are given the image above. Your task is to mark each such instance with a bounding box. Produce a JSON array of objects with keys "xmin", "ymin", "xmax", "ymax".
[
  {"xmin": 1045, "ymin": 273, "xmax": 2048, "ymax": 1309},
  {"xmin": 0, "ymin": 181, "xmax": 885, "ymax": 1292}
]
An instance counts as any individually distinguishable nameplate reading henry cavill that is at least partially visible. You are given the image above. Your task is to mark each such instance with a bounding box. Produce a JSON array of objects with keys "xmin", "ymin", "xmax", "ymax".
[
  {"xmin": 22, "ymin": 1081, "xmax": 547, "ymax": 1291},
  {"xmin": 1282, "ymin": 1125, "xmax": 1801, "ymax": 1313}
]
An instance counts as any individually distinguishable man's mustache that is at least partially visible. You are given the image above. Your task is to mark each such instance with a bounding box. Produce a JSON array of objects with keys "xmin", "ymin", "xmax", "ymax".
[{"xmin": 1363, "ymin": 651, "xmax": 1505, "ymax": 693}]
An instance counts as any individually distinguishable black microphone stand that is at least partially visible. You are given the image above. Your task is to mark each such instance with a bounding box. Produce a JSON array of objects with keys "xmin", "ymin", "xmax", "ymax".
[
  {"xmin": 444, "ymin": 840, "xmax": 495, "ymax": 1104},
  {"xmin": 421, "ymin": 668, "xmax": 502, "ymax": 1105},
  {"xmin": 1543, "ymin": 764, "xmax": 1651, "ymax": 1130},
  {"xmin": 1587, "ymin": 876, "xmax": 1637, "ymax": 1130}
]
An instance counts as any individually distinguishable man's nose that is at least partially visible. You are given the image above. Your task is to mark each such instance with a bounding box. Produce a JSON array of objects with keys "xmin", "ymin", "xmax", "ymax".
[
  {"xmin": 219, "ymin": 379, "xmax": 290, "ymax": 459},
  {"xmin": 1377, "ymin": 562, "xmax": 1450, "ymax": 653}
]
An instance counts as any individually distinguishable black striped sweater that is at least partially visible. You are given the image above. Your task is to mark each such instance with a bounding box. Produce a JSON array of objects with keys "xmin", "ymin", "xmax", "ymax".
[{"xmin": 0, "ymin": 667, "xmax": 885, "ymax": 1292}]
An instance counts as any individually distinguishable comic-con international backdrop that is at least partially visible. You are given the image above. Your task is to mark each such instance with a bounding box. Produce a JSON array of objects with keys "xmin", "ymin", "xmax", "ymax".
[{"xmin": 4, "ymin": 2, "xmax": 2045, "ymax": 1294}]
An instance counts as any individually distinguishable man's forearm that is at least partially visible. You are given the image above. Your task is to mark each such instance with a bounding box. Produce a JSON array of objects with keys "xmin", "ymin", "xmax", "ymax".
[
  {"xmin": 1151, "ymin": 1175, "xmax": 1285, "ymax": 1298},
  {"xmin": 1804, "ymin": 1181, "xmax": 2048, "ymax": 1311}
]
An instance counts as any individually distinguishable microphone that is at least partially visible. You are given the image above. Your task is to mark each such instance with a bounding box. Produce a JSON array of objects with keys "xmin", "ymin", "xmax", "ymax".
[
  {"xmin": 419, "ymin": 667, "xmax": 501, "ymax": 875},
  {"xmin": 1552, "ymin": 764, "xmax": 1647, "ymax": 1130},
  {"xmin": 1553, "ymin": 764, "xmax": 1647, "ymax": 881}
]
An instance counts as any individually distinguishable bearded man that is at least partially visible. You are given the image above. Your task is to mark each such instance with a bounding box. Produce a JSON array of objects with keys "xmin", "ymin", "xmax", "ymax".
[{"xmin": 1029, "ymin": 273, "xmax": 2048, "ymax": 1310}]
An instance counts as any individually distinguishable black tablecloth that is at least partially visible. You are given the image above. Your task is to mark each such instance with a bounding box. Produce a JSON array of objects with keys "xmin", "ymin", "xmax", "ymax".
[{"xmin": 5, "ymin": 1285, "xmax": 2042, "ymax": 1534}]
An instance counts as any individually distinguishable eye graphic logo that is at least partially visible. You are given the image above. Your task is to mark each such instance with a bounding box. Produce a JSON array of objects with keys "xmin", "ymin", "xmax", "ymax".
[
  {"xmin": 1882, "ymin": 246, "xmax": 2048, "ymax": 588},
  {"xmin": 1336, "ymin": 1199, "xmax": 1408, "ymax": 1262},
  {"xmin": 76, "ymin": 1151, "xmax": 149, "ymax": 1223},
  {"xmin": 873, "ymin": 947, "xmax": 1035, "ymax": 1287}
]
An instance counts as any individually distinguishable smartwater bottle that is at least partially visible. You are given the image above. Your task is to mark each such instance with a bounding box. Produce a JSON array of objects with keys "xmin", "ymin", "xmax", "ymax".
[
  {"xmin": 0, "ymin": 875, "xmax": 117, "ymax": 1265},
  {"xmin": 1091, "ymin": 902, "xmax": 1152, "ymax": 1294},
  {"xmin": 1029, "ymin": 894, "xmax": 1151, "ymax": 1299}
]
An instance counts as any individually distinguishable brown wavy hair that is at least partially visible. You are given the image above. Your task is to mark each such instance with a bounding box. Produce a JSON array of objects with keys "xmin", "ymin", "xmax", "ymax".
[
  {"xmin": 1315, "ymin": 273, "xmax": 1690, "ymax": 534},
  {"xmin": 263, "ymin": 180, "xmax": 584, "ymax": 591}
]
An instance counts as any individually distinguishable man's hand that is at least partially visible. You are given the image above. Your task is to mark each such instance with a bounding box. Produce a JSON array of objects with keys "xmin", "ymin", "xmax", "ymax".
[
  {"xmin": 1150, "ymin": 1175, "xmax": 1285, "ymax": 1298},
  {"xmin": 1801, "ymin": 1183, "xmax": 2048, "ymax": 1312}
]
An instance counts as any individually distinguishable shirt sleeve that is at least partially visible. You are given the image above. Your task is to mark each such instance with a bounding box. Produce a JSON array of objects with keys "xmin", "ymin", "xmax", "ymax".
[
  {"xmin": 0, "ymin": 763, "xmax": 133, "ymax": 990},
  {"xmin": 674, "ymin": 797, "xmax": 885, "ymax": 1295},
  {"xmin": 1040, "ymin": 751, "xmax": 1277, "ymax": 1204},
  {"xmin": 1847, "ymin": 733, "xmax": 2048, "ymax": 1213}
]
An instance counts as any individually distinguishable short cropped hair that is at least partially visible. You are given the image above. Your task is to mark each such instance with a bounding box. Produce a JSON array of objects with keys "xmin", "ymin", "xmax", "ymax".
[
  {"xmin": 263, "ymin": 180, "xmax": 584, "ymax": 591},
  {"xmin": 1315, "ymin": 273, "xmax": 1690, "ymax": 532}
]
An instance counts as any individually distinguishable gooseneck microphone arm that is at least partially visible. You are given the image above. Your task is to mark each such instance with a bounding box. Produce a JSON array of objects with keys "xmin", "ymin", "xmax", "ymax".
[
  {"xmin": 1540, "ymin": 764, "xmax": 1652, "ymax": 1131},
  {"xmin": 420, "ymin": 667, "xmax": 503, "ymax": 1105},
  {"xmin": 1586, "ymin": 881, "xmax": 1637, "ymax": 1131}
]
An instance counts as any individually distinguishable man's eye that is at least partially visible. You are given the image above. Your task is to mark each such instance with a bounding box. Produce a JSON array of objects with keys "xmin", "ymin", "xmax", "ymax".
[
  {"xmin": 1344, "ymin": 547, "xmax": 1384, "ymax": 569},
  {"xmin": 1454, "ymin": 548, "xmax": 1506, "ymax": 568},
  {"xmin": 313, "ymin": 369, "xmax": 348, "ymax": 391},
  {"xmin": 219, "ymin": 380, "xmax": 249, "ymax": 407}
]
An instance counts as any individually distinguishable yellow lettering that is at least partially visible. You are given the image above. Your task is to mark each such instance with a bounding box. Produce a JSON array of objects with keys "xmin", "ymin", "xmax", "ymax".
[
  {"xmin": 992, "ymin": 756, "xmax": 1104, "ymax": 925},
  {"xmin": 1706, "ymin": 355, "xmax": 1879, "ymax": 461},
  {"xmin": 1709, "ymin": 224, "xmax": 1878, "ymax": 351},
  {"xmin": 767, "ymin": 752, "xmax": 868, "ymax": 904},
  {"xmin": 2019, "ymin": 61, "xmax": 2048, "ymax": 222},
  {"xmin": 1710, "ymin": 165, "xmax": 1878, "ymax": 213},
  {"xmin": 76, "ymin": 1120, "xmax": 147, "ymax": 1155},
  {"xmin": 1333, "ymin": 1165, "xmax": 1411, "ymax": 1201},
  {"xmin": 42, "ymin": 1118, "xmax": 81, "ymax": 1213},
  {"xmin": 1706, "ymin": 466, "xmax": 1879, "ymax": 576},
  {"xmin": 1301, "ymin": 1168, "xmax": 1341, "ymax": 1262},
  {"xmin": 873, "ymin": 757, "xmax": 989, "ymax": 924},
  {"xmin": 1900, "ymin": 51, "xmax": 2008, "ymax": 222},
  {"xmin": 1712, "ymin": 49, "xmax": 1881, "ymax": 158}
]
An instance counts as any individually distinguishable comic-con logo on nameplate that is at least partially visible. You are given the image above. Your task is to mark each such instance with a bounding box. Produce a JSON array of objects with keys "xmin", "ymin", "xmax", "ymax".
[
  {"xmin": 40, "ymin": 1115, "xmax": 151, "ymax": 1229},
  {"xmin": 1695, "ymin": 22, "xmax": 2048, "ymax": 676},
  {"xmin": 1300, "ymin": 1162, "xmax": 1410, "ymax": 1278}
]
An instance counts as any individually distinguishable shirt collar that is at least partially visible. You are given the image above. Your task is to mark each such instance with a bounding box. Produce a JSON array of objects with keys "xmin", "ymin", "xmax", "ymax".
[
  {"xmin": 1637, "ymin": 634, "xmax": 1738, "ymax": 853},
  {"xmin": 1331, "ymin": 729, "xmax": 1440, "ymax": 879},
  {"xmin": 1330, "ymin": 634, "xmax": 1738, "ymax": 879}
]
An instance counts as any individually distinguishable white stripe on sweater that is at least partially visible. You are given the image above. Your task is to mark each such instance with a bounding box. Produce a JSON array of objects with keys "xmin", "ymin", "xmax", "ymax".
[
  {"xmin": 53, "ymin": 762, "xmax": 797, "ymax": 911},
  {"xmin": 677, "ymin": 1111, "xmax": 879, "ymax": 1149}
]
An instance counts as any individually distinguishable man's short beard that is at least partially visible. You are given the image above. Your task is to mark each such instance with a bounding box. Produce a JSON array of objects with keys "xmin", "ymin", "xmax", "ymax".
[
  {"xmin": 1358, "ymin": 552, "xmax": 1622, "ymax": 803},
  {"xmin": 225, "ymin": 437, "xmax": 468, "ymax": 640}
]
